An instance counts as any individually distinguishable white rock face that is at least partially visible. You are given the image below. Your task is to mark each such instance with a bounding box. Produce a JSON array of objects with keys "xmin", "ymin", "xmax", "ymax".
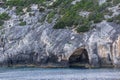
[
  {"xmin": 0, "ymin": 8, "xmax": 5, "ymax": 14},
  {"xmin": 98, "ymin": 0, "xmax": 106, "ymax": 5},
  {"xmin": 71, "ymin": 0, "xmax": 81, "ymax": 5},
  {"xmin": 48, "ymin": 0, "xmax": 57, "ymax": 6},
  {"xmin": 31, "ymin": 4, "xmax": 38, "ymax": 11},
  {"xmin": 86, "ymin": 21, "xmax": 120, "ymax": 67},
  {"xmin": 79, "ymin": 11, "xmax": 90, "ymax": 18},
  {"xmin": 105, "ymin": 3, "xmax": 120, "ymax": 19},
  {"xmin": 108, "ymin": 4, "xmax": 120, "ymax": 17}
]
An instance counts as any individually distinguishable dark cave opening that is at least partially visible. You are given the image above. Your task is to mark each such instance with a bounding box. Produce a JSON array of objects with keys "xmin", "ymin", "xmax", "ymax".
[{"xmin": 69, "ymin": 48, "xmax": 89, "ymax": 68}]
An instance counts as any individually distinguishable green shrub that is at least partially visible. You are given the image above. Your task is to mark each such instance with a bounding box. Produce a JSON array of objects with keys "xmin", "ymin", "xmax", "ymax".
[
  {"xmin": 0, "ymin": 12, "xmax": 10, "ymax": 26},
  {"xmin": 39, "ymin": 7, "xmax": 45, "ymax": 12},
  {"xmin": 76, "ymin": 25, "xmax": 90, "ymax": 33},
  {"xmin": 0, "ymin": 26, "xmax": 2, "ymax": 29},
  {"xmin": 5, "ymin": 0, "xmax": 45, "ymax": 7},
  {"xmin": 51, "ymin": 0, "xmax": 64, "ymax": 7},
  {"xmin": 5, "ymin": 0, "xmax": 117, "ymax": 33},
  {"xmin": 5, "ymin": 0, "xmax": 46, "ymax": 15},
  {"xmin": 5, "ymin": 0, "xmax": 25, "ymax": 6},
  {"xmin": 15, "ymin": 6, "xmax": 24, "ymax": 15},
  {"xmin": 53, "ymin": 21, "xmax": 66, "ymax": 29},
  {"xmin": 107, "ymin": 18, "xmax": 113, "ymax": 22},
  {"xmin": 53, "ymin": 0, "xmax": 106, "ymax": 32},
  {"xmin": 106, "ymin": 0, "xmax": 112, "ymax": 2},
  {"xmin": 0, "ymin": 20, "xmax": 4, "ymax": 26},
  {"xmin": 29, "ymin": 13, "xmax": 35, "ymax": 17},
  {"xmin": 53, "ymin": 10, "xmax": 78, "ymax": 28},
  {"xmin": 0, "ymin": 13, "xmax": 10, "ymax": 20},
  {"xmin": 19, "ymin": 21, "xmax": 26, "ymax": 26},
  {"xmin": 114, "ymin": 14, "xmax": 120, "ymax": 24},
  {"xmin": 88, "ymin": 12, "xmax": 104, "ymax": 23},
  {"xmin": 47, "ymin": 11, "xmax": 55, "ymax": 23},
  {"xmin": 76, "ymin": 22, "xmax": 91, "ymax": 32},
  {"xmin": 113, "ymin": 0, "xmax": 120, "ymax": 5}
]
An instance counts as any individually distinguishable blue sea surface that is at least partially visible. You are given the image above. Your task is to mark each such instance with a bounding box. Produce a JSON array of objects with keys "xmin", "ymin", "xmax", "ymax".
[{"xmin": 0, "ymin": 67, "xmax": 120, "ymax": 80}]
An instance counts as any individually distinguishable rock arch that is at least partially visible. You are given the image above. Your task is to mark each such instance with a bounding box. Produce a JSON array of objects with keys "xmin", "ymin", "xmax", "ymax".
[{"xmin": 68, "ymin": 48, "xmax": 89, "ymax": 68}]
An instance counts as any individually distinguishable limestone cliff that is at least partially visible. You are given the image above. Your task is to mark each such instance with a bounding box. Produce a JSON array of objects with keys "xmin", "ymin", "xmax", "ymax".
[{"xmin": 0, "ymin": 0, "xmax": 120, "ymax": 68}]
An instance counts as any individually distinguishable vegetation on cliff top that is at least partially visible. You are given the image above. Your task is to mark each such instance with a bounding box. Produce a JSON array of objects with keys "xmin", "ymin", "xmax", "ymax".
[
  {"xmin": 0, "ymin": 12, "xmax": 10, "ymax": 28},
  {"xmin": 1, "ymin": 0, "xmax": 120, "ymax": 32},
  {"xmin": 52, "ymin": 0, "xmax": 111, "ymax": 32}
]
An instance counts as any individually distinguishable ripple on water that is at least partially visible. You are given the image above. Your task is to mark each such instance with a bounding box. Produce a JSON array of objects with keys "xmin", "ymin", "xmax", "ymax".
[{"xmin": 0, "ymin": 68, "xmax": 120, "ymax": 80}]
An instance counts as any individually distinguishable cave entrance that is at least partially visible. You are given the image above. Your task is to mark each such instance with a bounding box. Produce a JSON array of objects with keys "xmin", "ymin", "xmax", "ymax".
[{"xmin": 69, "ymin": 48, "xmax": 89, "ymax": 68}]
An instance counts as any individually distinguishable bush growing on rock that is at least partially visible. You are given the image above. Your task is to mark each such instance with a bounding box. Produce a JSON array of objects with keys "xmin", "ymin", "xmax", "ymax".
[
  {"xmin": 19, "ymin": 21, "xmax": 26, "ymax": 26},
  {"xmin": 5, "ymin": 0, "xmax": 46, "ymax": 15},
  {"xmin": 113, "ymin": 0, "xmax": 120, "ymax": 5},
  {"xmin": 0, "ymin": 12, "xmax": 10, "ymax": 20},
  {"xmin": 2, "ymin": 0, "xmax": 120, "ymax": 33},
  {"xmin": 0, "ymin": 20, "xmax": 4, "ymax": 26},
  {"xmin": 76, "ymin": 25, "xmax": 90, "ymax": 33},
  {"xmin": 53, "ymin": 21, "xmax": 66, "ymax": 29},
  {"xmin": 47, "ymin": 11, "xmax": 56, "ymax": 23},
  {"xmin": 5, "ymin": 0, "xmax": 45, "ymax": 7},
  {"xmin": 53, "ymin": 0, "xmax": 107, "ymax": 32},
  {"xmin": 0, "ymin": 12, "xmax": 10, "ymax": 26},
  {"xmin": 113, "ymin": 14, "xmax": 120, "ymax": 24}
]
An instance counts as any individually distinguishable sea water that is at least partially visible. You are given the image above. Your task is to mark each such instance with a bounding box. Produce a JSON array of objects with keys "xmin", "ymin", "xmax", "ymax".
[{"xmin": 0, "ymin": 67, "xmax": 120, "ymax": 80}]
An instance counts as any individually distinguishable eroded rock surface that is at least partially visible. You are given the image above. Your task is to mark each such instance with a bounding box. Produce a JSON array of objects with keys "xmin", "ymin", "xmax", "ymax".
[{"xmin": 0, "ymin": 3, "xmax": 120, "ymax": 68}]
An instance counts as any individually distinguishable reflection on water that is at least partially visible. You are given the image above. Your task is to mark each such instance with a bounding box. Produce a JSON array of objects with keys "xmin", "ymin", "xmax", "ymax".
[{"xmin": 0, "ymin": 67, "xmax": 120, "ymax": 80}]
